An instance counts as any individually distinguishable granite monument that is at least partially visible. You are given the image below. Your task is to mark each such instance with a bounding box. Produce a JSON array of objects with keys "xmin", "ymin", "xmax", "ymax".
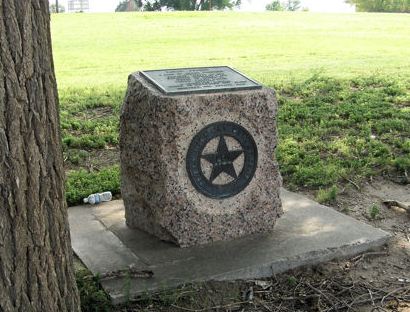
[{"xmin": 120, "ymin": 66, "xmax": 282, "ymax": 247}]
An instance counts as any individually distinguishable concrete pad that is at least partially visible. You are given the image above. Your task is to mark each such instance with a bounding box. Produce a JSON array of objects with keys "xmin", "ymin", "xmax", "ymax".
[{"xmin": 69, "ymin": 189, "xmax": 391, "ymax": 304}]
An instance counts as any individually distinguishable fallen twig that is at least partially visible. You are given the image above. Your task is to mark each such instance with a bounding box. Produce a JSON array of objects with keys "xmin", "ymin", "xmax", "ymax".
[
  {"xmin": 170, "ymin": 301, "xmax": 249, "ymax": 312},
  {"xmin": 346, "ymin": 178, "xmax": 361, "ymax": 191},
  {"xmin": 306, "ymin": 282, "xmax": 348, "ymax": 311},
  {"xmin": 368, "ymin": 289, "xmax": 375, "ymax": 306},
  {"xmin": 381, "ymin": 286, "xmax": 410, "ymax": 306},
  {"xmin": 352, "ymin": 251, "xmax": 389, "ymax": 264},
  {"xmin": 98, "ymin": 265, "xmax": 153, "ymax": 281}
]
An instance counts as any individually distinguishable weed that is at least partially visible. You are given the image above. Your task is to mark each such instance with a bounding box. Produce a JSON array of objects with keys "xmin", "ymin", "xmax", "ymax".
[
  {"xmin": 64, "ymin": 149, "xmax": 89, "ymax": 165},
  {"xmin": 122, "ymin": 272, "xmax": 132, "ymax": 304},
  {"xmin": 340, "ymin": 206, "xmax": 351, "ymax": 215},
  {"xmin": 316, "ymin": 185, "xmax": 338, "ymax": 204},
  {"xmin": 75, "ymin": 268, "xmax": 111, "ymax": 312},
  {"xmin": 120, "ymin": 283, "xmax": 210, "ymax": 310},
  {"xmin": 63, "ymin": 135, "xmax": 112, "ymax": 150},
  {"xmin": 369, "ymin": 204, "xmax": 381, "ymax": 220},
  {"xmin": 394, "ymin": 156, "xmax": 410, "ymax": 171},
  {"xmin": 287, "ymin": 276, "xmax": 297, "ymax": 287},
  {"xmin": 157, "ymin": 288, "xmax": 182, "ymax": 306}
]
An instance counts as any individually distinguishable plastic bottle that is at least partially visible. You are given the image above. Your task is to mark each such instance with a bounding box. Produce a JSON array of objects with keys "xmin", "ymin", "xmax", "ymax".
[{"xmin": 83, "ymin": 191, "xmax": 112, "ymax": 205}]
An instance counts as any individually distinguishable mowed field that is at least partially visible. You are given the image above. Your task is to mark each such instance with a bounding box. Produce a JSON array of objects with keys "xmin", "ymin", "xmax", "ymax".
[
  {"xmin": 52, "ymin": 11, "xmax": 410, "ymax": 88},
  {"xmin": 50, "ymin": 12, "xmax": 410, "ymax": 206}
]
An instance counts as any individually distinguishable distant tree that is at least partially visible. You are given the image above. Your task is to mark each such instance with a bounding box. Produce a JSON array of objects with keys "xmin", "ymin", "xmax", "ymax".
[
  {"xmin": 142, "ymin": 0, "xmax": 241, "ymax": 11},
  {"xmin": 266, "ymin": 0, "xmax": 283, "ymax": 11},
  {"xmin": 50, "ymin": 3, "xmax": 66, "ymax": 12},
  {"xmin": 346, "ymin": 0, "xmax": 409, "ymax": 12},
  {"xmin": 283, "ymin": 0, "xmax": 300, "ymax": 11},
  {"xmin": 116, "ymin": 0, "xmax": 143, "ymax": 11},
  {"xmin": 265, "ymin": 0, "xmax": 300, "ymax": 11},
  {"xmin": 143, "ymin": 0, "xmax": 163, "ymax": 10}
]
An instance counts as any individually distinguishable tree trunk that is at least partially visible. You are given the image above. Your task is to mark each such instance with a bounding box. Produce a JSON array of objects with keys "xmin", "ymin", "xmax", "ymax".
[{"xmin": 0, "ymin": 1, "xmax": 81, "ymax": 311}]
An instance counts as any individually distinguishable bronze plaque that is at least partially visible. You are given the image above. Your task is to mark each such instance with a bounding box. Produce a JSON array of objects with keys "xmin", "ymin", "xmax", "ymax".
[{"xmin": 140, "ymin": 66, "xmax": 262, "ymax": 95}]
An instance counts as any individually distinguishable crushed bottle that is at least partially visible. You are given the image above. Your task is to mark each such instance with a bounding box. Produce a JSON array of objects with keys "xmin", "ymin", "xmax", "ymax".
[{"xmin": 83, "ymin": 191, "xmax": 112, "ymax": 205}]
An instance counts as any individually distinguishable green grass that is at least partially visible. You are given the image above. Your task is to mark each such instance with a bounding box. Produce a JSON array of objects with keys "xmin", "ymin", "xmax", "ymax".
[
  {"xmin": 369, "ymin": 203, "xmax": 381, "ymax": 220},
  {"xmin": 52, "ymin": 11, "xmax": 410, "ymax": 89},
  {"xmin": 62, "ymin": 74, "xmax": 409, "ymax": 204},
  {"xmin": 277, "ymin": 75, "xmax": 410, "ymax": 188},
  {"xmin": 316, "ymin": 185, "xmax": 338, "ymax": 204},
  {"xmin": 53, "ymin": 12, "xmax": 410, "ymax": 205},
  {"xmin": 60, "ymin": 87, "xmax": 123, "ymax": 150},
  {"xmin": 66, "ymin": 166, "xmax": 120, "ymax": 206},
  {"xmin": 75, "ymin": 267, "xmax": 112, "ymax": 311}
]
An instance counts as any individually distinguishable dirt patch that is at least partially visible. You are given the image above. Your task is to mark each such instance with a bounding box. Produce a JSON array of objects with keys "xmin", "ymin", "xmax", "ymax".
[
  {"xmin": 330, "ymin": 180, "xmax": 410, "ymax": 309},
  {"xmin": 88, "ymin": 148, "xmax": 119, "ymax": 170},
  {"xmin": 64, "ymin": 148, "xmax": 119, "ymax": 171},
  {"xmin": 74, "ymin": 106, "xmax": 115, "ymax": 120},
  {"xmin": 256, "ymin": 180, "xmax": 410, "ymax": 311}
]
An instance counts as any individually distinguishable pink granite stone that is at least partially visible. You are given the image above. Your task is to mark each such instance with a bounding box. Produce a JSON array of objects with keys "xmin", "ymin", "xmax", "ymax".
[{"xmin": 120, "ymin": 72, "xmax": 283, "ymax": 247}]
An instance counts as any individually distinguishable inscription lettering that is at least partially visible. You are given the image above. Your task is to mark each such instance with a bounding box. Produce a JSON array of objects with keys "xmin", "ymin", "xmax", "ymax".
[{"xmin": 141, "ymin": 66, "xmax": 262, "ymax": 95}]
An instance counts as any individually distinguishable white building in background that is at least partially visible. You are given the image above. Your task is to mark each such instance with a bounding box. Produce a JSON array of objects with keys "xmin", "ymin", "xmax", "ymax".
[{"xmin": 67, "ymin": 0, "xmax": 90, "ymax": 12}]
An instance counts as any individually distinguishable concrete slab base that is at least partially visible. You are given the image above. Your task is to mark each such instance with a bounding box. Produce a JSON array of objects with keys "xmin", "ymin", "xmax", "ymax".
[{"xmin": 69, "ymin": 189, "xmax": 391, "ymax": 304}]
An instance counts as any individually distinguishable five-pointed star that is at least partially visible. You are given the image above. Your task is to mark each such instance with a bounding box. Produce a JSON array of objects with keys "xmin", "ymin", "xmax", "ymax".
[{"xmin": 201, "ymin": 136, "xmax": 243, "ymax": 183}]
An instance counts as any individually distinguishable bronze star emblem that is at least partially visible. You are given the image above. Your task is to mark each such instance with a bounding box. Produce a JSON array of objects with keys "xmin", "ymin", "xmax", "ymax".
[{"xmin": 201, "ymin": 136, "xmax": 243, "ymax": 183}]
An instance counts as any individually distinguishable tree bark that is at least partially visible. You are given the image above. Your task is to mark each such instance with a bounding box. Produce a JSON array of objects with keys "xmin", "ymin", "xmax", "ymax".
[{"xmin": 0, "ymin": 1, "xmax": 80, "ymax": 311}]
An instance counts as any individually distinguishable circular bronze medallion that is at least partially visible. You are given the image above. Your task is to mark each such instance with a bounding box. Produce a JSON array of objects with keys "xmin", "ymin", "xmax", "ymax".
[{"xmin": 186, "ymin": 121, "xmax": 258, "ymax": 199}]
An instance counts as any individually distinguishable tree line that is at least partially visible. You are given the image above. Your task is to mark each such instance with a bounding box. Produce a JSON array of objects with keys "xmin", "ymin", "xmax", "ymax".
[
  {"xmin": 52, "ymin": 0, "xmax": 410, "ymax": 13},
  {"xmin": 265, "ymin": 0, "xmax": 409, "ymax": 12},
  {"xmin": 115, "ymin": 0, "xmax": 241, "ymax": 11},
  {"xmin": 265, "ymin": 0, "xmax": 301, "ymax": 11},
  {"xmin": 347, "ymin": 0, "xmax": 409, "ymax": 13}
]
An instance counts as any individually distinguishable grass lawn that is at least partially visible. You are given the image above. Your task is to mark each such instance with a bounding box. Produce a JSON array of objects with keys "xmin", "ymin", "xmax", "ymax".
[
  {"xmin": 52, "ymin": 11, "xmax": 410, "ymax": 88},
  {"xmin": 51, "ymin": 12, "xmax": 410, "ymax": 206}
]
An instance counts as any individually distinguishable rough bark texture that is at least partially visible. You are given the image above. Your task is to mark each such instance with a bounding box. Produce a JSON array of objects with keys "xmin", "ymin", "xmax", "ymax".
[{"xmin": 0, "ymin": 1, "xmax": 80, "ymax": 311}]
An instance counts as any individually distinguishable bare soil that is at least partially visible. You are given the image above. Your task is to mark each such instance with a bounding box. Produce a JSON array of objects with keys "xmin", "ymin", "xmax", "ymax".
[
  {"xmin": 64, "ymin": 148, "xmax": 119, "ymax": 172},
  {"xmin": 74, "ymin": 106, "xmax": 115, "ymax": 120}
]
